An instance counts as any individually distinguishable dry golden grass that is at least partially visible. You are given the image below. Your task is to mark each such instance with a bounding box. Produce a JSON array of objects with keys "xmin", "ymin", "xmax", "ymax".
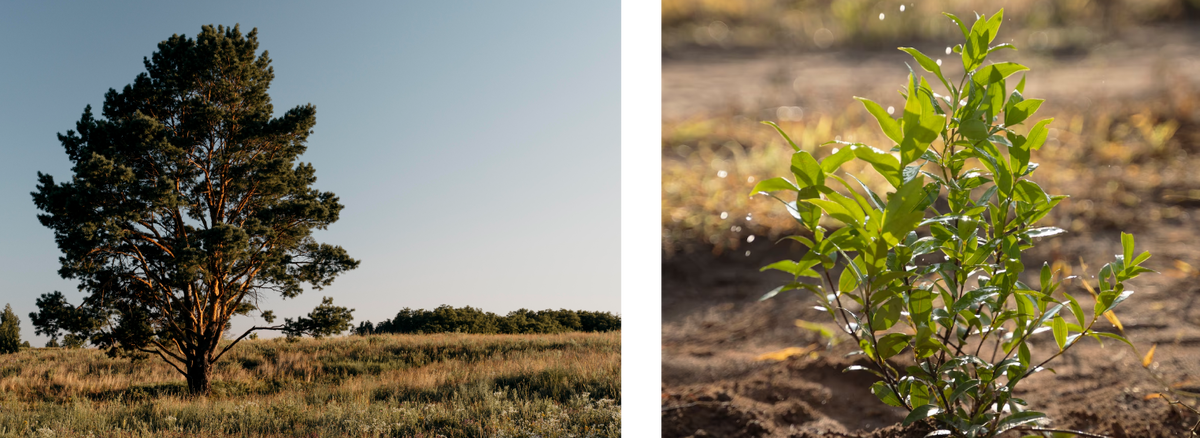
[{"xmin": 0, "ymin": 332, "xmax": 620, "ymax": 437}]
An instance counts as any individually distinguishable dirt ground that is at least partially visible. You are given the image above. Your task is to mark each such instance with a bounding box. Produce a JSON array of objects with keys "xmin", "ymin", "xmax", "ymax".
[{"xmin": 662, "ymin": 24, "xmax": 1200, "ymax": 438}]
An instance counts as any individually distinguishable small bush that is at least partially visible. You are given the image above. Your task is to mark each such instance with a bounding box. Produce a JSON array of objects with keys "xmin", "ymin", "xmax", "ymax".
[{"xmin": 755, "ymin": 9, "xmax": 1149, "ymax": 437}]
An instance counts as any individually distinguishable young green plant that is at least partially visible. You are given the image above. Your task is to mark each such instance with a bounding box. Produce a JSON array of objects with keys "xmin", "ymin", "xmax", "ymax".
[{"xmin": 753, "ymin": 9, "xmax": 1151, "ymax": 437}]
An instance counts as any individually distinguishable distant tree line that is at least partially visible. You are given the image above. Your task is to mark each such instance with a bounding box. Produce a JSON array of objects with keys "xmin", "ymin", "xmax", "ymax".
[{"xmin": 354, "ymin": 305, "xmax": 620, "ymax": 335}]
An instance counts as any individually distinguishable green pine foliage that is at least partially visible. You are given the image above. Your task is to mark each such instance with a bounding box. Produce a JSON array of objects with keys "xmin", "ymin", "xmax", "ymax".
[
  {"xmin": 365, "ymin": 305, "xmax": 621, "ymax": 335},
  {"xmin": 0, "ymin": 304, "xmax": 21, "ymax": 354},
  {"xmin": 282, "ymin": 297, "xmax": 355, "ymax": 339}
]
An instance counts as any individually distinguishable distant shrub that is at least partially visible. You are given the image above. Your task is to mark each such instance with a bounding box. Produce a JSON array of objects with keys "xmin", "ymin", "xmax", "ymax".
[
  {"xmin": 0, "ymin": 304, "xmax": 21, "ymax": 354},
  {"xmin": 368, "ymin": 305, "xmax": 620, "ymax": 335}
]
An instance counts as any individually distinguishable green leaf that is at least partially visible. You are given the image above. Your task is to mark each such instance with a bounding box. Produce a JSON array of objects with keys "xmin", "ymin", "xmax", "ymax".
[
  {"xmin": 1051, "ymin": 315, "xmax": 1068, "ymax": 351},
  {"xmin": 1014, "ymin": 180, "xmax": 1050, "ymax": 205},
  {"xmin": 839, "ymin": 263, "xmax": 860, "ymax": 293},
  {"xmin": 1040, "ymin": 262, "xmax": 1052, "ymax": 293},
  {"xmin": 908, "ymin": 289, "xmax": 934, "ymax": 327},
  {"xmin": 899, "ymin": 48, "xmax": 950, "ymax": 91},
  {"xmin": 943, "ymin": 12, "xmax": 969, "ymax": 39},
  {"xmin": 1121, "ymin": 232, "xmax": 1135, "ymax": 266},
  {"xmin": 1064, "ymin": 292, "xmax": 1086, "ymax": 325},
  {"xmin": 1097, "ymin": 290, "xmax": 1135, "ymax": 315},
  {"xmin": 821, "ymin": 145, "xmax": 858, "ymax": 174},
  {"xmin": 750, "ymin": 177, "xmax": 799, "ymax": 195},
  {"xmin": 983, "ymin": 79, "xmax": 1007, "ymax": 123},
  {"xmin": 856, "ymin": 97, "xmax": 903, "ymax": 145},
  {"xmin": 760, "ymin": 259, "xmax": 821, "ymax": 277},
  {"xmin": 1025, "ymin": 227, "xmax": 1066, "ymax": 239},
  {"xmin": 988, "ymin": 43, "xmax": 1016, "ymax": 54},
  {"xmin": 759, "ymin": 283, "xmax": 818, "ymax": 301},
  {"xmin": 1005, "ymin": 98, "xmax": 1044, "ymax": 127},
  {"xmin": 948, "ymin": 379, "xmax": 981, "ymax": 404},
  {"xmin": 899, "ymin": 76, "xmax": 945, "ymax": 166},
  {"xmin": 876, "ymin": 333, "xmax": 911, "ymax": 359},
  {"xmin": 1132, "ymin": 250, "xmax": 1151, "ymax": 267},
  {"xmin": 853, "ymin": 146, "xmax": 903, "ymax": 189},
  {"xmin": 1033, "ymin": 304, "xmax": 1065, "ymax": 332},
  {"xmin": 959, "ymin": 118, "xmax": 990, "ymax": 142},
  {"xmin": 759, "ymin": 285, "xmax": 786, "ymax": 301},
  {"xmin": 972, "ymin": 62, "xmax": 1030, "ymax": 87},
  {"xmin": 871, "ymin": 381, "xmax": 905, "ymax": 407},
  {"xmin": 983, "ymin": 9, "xmax": 1004, "ymax": 44},
  {"xmin": 902, "ymin": 404, "xmax": 941, "ymax": 426},
  {"xmin": 963, "ymin": 17, "xmax": 989, "ymax": 71},
  {"xmin": 1095, "ymin": 332, "xmax": 1137, "ymax": 350},
  {"xmin": 844, "ymin": 364, "xmax": 887, "ymax": 379},
  {"xmin": 951, "ymin": 288, "xmax": 999, "ymax": 314},
  {"xmin": 806, "ymin": 198, "xmax": 860, "ymax": 227},
  {"xmin": 762, "ymin": 121, "xmax": 800, "ymax": 152},
  {"xmin": 1023, "ymin": 118, "xmax": 1054, "ymax": 150},
  {"xmin": 881, "ymin": 176, "xmax": 928, "ymax": 246},
  {"xmin": 791, "ymin": 151, "xmax": 825, "ymax": 188},
  {"xmin": 870, "ymin": 296, "xmax": 904, "ymax": 331},
  {"xmin": 914, "ymin": 325, "xmax": 943, "ymax": 359},
  {"xmin": 996, "ymin": 411, "xmax": 1047, "ymax": 432},
  {"xmin": 974, "ymin": 141, "xmax": 1013, "ymax": 196}
]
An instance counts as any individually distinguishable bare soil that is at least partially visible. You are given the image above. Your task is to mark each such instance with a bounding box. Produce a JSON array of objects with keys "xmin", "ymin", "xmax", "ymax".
[{"xmin": 662, "ymin": 24, "xmax": 1200, "ymax": 438}]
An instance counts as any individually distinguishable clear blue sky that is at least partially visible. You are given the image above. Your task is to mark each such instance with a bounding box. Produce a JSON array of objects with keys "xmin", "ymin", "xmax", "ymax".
[{"xmin": 0, "ymin": 1, "xmax": 619, "ymax": 344}]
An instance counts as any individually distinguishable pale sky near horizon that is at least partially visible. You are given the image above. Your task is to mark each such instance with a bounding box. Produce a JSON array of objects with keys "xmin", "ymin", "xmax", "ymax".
[{"xmin": 0, "ymin": 2, "xmax": 619, "ymax": 344}]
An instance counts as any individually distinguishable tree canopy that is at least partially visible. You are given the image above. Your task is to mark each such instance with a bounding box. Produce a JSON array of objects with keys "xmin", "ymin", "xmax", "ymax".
[
  {"xmin": 0, "ymin": 304, "xmax": 21, "ymax": 354},
  {"xmin": 31, "ymin": 24, "xmax": 358, "ymax": 394}
]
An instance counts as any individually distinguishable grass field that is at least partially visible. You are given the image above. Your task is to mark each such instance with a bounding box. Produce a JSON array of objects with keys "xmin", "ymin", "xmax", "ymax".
[{"xmin": 0, "ymin": 332, "xmax": 620, "ymax": 438}]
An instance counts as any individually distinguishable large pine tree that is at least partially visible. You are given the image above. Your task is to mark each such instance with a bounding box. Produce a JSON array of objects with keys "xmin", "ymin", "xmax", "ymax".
[{"xmin": 32, "ymin": 25, "xmax": 358, "ymax": 395}]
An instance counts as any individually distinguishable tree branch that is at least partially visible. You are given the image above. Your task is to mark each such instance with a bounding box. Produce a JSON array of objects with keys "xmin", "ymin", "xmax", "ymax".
[
  {"xmin": 139, "ymin": 347, "xmax": 186, "ymax": 377},
  {"xmin": 211, "ymin": 324, "xmax": 285, "ymax": 363}
]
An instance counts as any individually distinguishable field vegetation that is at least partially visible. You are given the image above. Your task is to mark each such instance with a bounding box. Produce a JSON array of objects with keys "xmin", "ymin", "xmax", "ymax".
[{"xmin": 0, "ymin": 332, "xmax": 620, "ymax": 438}]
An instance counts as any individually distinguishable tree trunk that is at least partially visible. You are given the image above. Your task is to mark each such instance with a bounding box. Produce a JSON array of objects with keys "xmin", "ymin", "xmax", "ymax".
[{"xmin": 185, "ymin": 353, "xmax": 213, "ymax": 395}]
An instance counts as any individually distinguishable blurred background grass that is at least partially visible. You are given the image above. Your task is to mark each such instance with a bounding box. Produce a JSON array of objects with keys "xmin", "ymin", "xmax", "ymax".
[
  {"xmin": 662, "ymin": 0, "xmax": 1200, "ymax": 257},
  {"xmin": 663, "ymin": 0, "xmax": 1200, "ymax": 57}
]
